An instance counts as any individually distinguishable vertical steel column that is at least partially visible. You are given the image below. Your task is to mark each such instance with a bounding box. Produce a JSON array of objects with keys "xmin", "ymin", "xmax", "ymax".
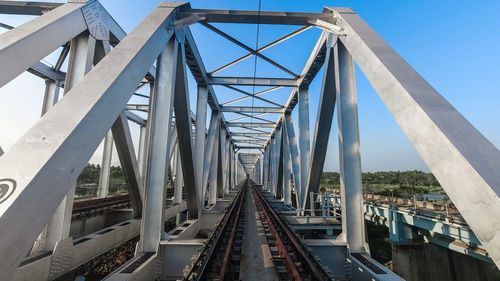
[
  {"xmin": 40, "ymin": 33, "xmax": 95, "ymax": 252},
  {"xmin": 262, "ymin": 146, "xmax": 269, "ymax": 189},
  {"xmin": 208, "ymin": 128, "xmax": 220, "ymax": 205},
  {"xmin": 194, "ymin": 86, "xmax": 208, "ymax": 206},
  {"xmin": 337, "ymin": 41, "xmax": 366, "ymax": 253},
  {"xmin": 166, "ymin": 124, "xmax": 178, "ymax": 194},
  {"xmin": 216, "ymin": 124, "xmax": 224, "ymax": 198},
  {"xmin": 137, "ymin": 125, "xmax": 147, "ymax": 177},
  {"xmin": 228, "ymin": 145, "xmax": 232, "ymax": 190},
  {"xmin": 235, "ymin": 158, "xmax": 238, "ymax": 186},
  {"xmin": 220, "ymin": 129, "xmax": 228, "ymax": 195},
  {"xmin": 285, "ymin": 113, "xmax": 301, "ymax": 208},
  {"xmin": 282, "ymin": 122, "xmax": 292, "ymax": 205},
  {"xmin": 97, "ymin": 130, "xmax": 113, "ymax": 198},
  {"xmin": 224, "ymin": 134, "xmax": 230, "ymax": 194},
  {"xmin": 142, "ymin": 83, "xmax": 155, "ymax": 183},
  {"xmin": 203, "ymin": 112, "xmax": 219, "ymax": 201},
  {"xmin": 40, "ymin": 79, "xmax": 60, "ymax": 116},
  {"xmin": 230, "ymin": 146, "xmax": 235, "ymax": 189},
  {"xmin": 96, "ymin": 39, "xmax": 114, "ymax": 199},
  {"xmin": 232, "ymin": 148, "xmax": 236, "ymax": 187},
  {"xmin": 298, "ymin": 87, "xmax": 311, "ymax": 211},
  {"xmin": 140, "ymin": 37, "xmax": 177, "ymax": 253},
  {"xmin": 174, "ymin": 146, "xmax": 183, "ymax": 205},
  {"xmin": 276, "ymin": 125, "xmax": 284, "ymax": 198},
  {"xmin": 269, "ymin": 135, "xmax": 276, "ymax": 194}
]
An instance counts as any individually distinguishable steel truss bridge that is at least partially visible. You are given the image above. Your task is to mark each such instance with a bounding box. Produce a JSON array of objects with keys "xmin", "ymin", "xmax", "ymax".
[{"xmin": 0, "ymin": 1, "xmax": 499, "ymax": 280}]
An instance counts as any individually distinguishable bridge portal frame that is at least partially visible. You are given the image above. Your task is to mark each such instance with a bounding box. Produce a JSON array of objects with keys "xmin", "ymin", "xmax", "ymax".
[{"xmin": 0, "ymin": 1, "xmax": 498, "ymax": 280}]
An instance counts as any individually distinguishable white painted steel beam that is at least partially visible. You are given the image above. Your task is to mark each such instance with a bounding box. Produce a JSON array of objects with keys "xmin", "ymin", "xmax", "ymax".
[
  {"xmin": 282, "ymin": 122, "xmax": 292, "ymax": 205},
  {"xmin": 0, "ymin": 2, "xmax": 87, "ymax": 87},
  {"xmin": 177, "ymin": 9, "xmax": 337, "ymax": 25},
  {"xmin": 125, "ymin": 110, "xmax": 147, "ymax": 126},
  {"xmin": 194, "ymin": 86, "xmax": 208, "ymax": 208},
  {"xmin": 227, "ymin": 122, "xmax": 276, "ymax": 128},
  {"xmin": 211, "ymin": 26, "xmax": 311, "ymax": 75},
  {"xmin": 221, "ymin": 85, "xmax": 283, "ymax": 107},
  {"xmin": 201, "ymin": 22, "xmax": 298, "ymax": 78},
  {"xmin": 330, "ymin": 7, "xmax": 500, "ymax": 262},
  {"xmin": 98, "ymin": 130, "xmax": 113, "ymax": 198},
  {"xmin": 220, "ymin": 106, "xmax": 284, "ymax": 113},
  {"xmin": 140, "ymin": 33, "xmax": 178, "ymax": 253},
  {"xmin": 285, "ymin": 113, "xmax": 301, "ymax": 208},
  {"xmin": 208, "ymin": 117, "xmax": 220, "ymax": 205},
  {"xmin": 298, "ymin": 87, "xmax": 311, "ymax": 211},
  {"xmin": 0, "ymin": 1, "xmax": 62, "ymax": 15},
  {"xmin": 221, "ymin": 86, "xmax": 283, "ymax": 106},
  {"xmin": 112, "ymin": 112, "xmax": 144, "ymax": 217},
  {"xmin": 0, "ymin": 5, "xmax": 178, "ymax": 277},
  {"xmin": 173, "ymin": 34, "xmax": 199, "ymax": 218},
  {"xmin": 209, "ymin": 76, "xmax": 298, "ymax": 87},
  {"xmin": 336, "ymin": 40, "xmax": 366, "ymax": 253},
  {"xmin": 305, "ymin": 35, "xmax": 338, "ymax": 205}
]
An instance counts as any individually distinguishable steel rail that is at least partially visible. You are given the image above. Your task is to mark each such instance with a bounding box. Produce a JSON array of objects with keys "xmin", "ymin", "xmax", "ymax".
[
  {"xmin": 72, "ymin": 194, "xmax": 131, "ymax": 214},
  {"xmin": 250, "ymin": 180, "xmax": 333, "ymax": 281},
  {"xmin": 251, "ymin": 183, "xmax": 302, "ymax": 280},
  {"xmin": 184, "ymin": 184, "xmax": 247, "ymax": 281},
  {"xmin": 217, "ymin": 186, "xmax": 245, "ymax": 280}
]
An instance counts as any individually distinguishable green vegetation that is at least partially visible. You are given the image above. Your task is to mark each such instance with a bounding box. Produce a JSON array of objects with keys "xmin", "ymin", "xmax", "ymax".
[
  {"xmin": 320, "ymin": 170, "xmax": 444, "ymax": 197},
  {"xmin": 75, "ymin": 164, "xmax": 127, "ymax": 197}
]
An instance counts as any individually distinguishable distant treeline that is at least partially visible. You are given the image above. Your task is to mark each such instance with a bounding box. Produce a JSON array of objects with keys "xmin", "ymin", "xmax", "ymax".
[
  {"xmin": 321, "ymin": 170, "xmax": 440, "ymax": 187},
  {"xmin": 77, "ymin": 164, "xmax": 126, "ymax": 185}
]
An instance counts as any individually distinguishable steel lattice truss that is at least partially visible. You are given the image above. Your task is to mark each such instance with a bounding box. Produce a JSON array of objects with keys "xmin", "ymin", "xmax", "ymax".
[{"xmin": 0, "ymin": 1, "xmax": 499, "ymax": 280}]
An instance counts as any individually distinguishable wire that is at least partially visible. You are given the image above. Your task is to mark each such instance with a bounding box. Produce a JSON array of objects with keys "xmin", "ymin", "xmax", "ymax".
[{"xmin": 248, "ymin": 0, "xmax": 262, "ymax": 166}]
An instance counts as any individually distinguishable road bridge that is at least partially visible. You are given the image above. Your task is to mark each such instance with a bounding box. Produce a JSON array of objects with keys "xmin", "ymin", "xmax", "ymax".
[{"xmin": 0, "ymin": 1, "xmax": 499, "ymax": 280}]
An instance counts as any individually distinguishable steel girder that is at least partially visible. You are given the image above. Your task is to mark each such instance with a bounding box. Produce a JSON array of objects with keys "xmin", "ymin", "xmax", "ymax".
[
  {"xmin": 176, "ymin": 8, "xmax": 338, "ymax": 25},
  {"xmin": 194, "ymin": 86, "xmax": 208, "ymax": 207},
  {"xmin": 0, "ymin": 1, "xmax": 498, "ymax": 276},
  {"xmin": 328, "ymin": 7, "xmax": 500, "ymax": 266},
  {"xmin": 0, "ymin": 4, "xmax": 179, "ymax": 278},
  {"xmin": 209, "ymin": 76, "xmax": 298, "ymax": 87},
  {"xmin": 0, "ymin": 0, "xmax": 129, "ymax": 87},
  {"xmin": 173, "ymin": 35, "xmax": 200, "ymax": 218},
  {"xmin": 304, "ymin": 36, "xmax": 338, "ymax": 210},
  {"xmin": 0, "ymin": 1, "xmax": 62, "ymax": 15},
  {"xmin": 220, "ymin": 106, "xmax": 284, "ymax": 113},
  {"xmin": 227, "ymin": 122, "xmax": 276, "ymax": 128}
]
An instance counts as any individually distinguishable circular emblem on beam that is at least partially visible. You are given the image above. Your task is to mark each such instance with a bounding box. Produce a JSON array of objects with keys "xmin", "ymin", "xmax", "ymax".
[{"xmin": 0, "ymin": 178, "xmax": 16, "ymax": 204}]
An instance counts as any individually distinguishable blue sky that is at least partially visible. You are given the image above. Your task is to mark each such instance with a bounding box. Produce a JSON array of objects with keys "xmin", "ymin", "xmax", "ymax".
[{"xmin": 0, "ymin": 0, "xmax": 499, "ymax": 172}]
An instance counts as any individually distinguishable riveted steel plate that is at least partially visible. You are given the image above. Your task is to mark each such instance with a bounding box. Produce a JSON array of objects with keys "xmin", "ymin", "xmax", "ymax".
[{"xmin": 81, "ymin": 1, "xmax": 110, "ymax": 40}]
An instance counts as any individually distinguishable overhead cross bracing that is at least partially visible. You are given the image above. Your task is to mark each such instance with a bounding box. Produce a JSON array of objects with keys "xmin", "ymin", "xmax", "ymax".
[{"xmin": 0, "ymin": 1, "xmax": 499, "ymax": 280}]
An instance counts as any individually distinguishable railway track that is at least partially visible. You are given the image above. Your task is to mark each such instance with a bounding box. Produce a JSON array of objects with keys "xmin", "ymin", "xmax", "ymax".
[
  {"xmin": 72, "ymin": 194, "xmax": 131, "ymax": 215},
  {"xmin": 72, "ymin": 188, "xmax": 179, "ymax": 216},
  {"xmin": 184, "ymin": 180, "xmax": 334, "ymax": 281}
]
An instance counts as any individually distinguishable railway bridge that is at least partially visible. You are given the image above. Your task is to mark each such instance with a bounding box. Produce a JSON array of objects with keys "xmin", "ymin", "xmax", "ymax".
[{"xmin": 0, "ymin": 1, "xmax": 499, "ymax": 280}]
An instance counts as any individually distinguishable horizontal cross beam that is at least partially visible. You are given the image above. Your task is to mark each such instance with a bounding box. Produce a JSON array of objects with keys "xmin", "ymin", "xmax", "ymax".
[
  {"xmin": 0, "ymin": 1, "xmax": 62, "ymax": 15},
  {"xmin": 220, "ymin": 106, "xmax": 284, "ymax": 113},
  {"xmin": 236, "ymin": 145, "xmax": 264, "ymax": 149},
  {"xmin": 177, "ymin": 9, "xmax": 338, "ymax": 25},
  {"xmin": 227, "ymin": 122, "xmax": 275, "ymax": 128},
  {"xmin": 231, "ymin": 132, "xmax": 271, "ymax": 137},
  {"xmin": 209, "ymin": 76, "xmax": 298, "ymax": 87}
]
